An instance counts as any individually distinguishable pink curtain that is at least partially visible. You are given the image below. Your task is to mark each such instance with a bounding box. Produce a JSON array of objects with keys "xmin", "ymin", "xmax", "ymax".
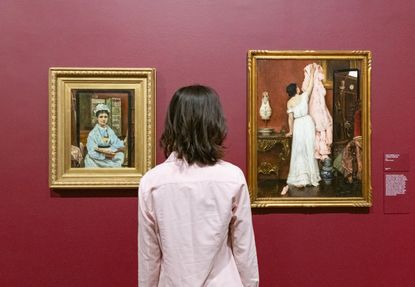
[{"xmin": 302, "ymin": 63, "xmax": 333, "ymax": 160}]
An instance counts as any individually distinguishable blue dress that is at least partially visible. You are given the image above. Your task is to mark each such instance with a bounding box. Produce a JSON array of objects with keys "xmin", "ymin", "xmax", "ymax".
[{"xmin": 84, "ymin": 124, "xmax": 125, "ymax": 168}]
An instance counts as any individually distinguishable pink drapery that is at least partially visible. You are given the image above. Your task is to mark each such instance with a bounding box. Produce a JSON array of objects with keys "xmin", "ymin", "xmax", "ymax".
[{"xmin": 302, "ymin": 63, "xmax": 333, "ymax": 160}]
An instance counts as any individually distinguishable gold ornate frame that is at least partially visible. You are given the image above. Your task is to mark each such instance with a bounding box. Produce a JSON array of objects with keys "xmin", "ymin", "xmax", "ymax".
[
  {"xmin": 49, "ymin": 68, "xmax": 156, "ymax": 189},
  {"xmin": 248, "ymin": 50, "xmax": 371, "ymax": 207}
]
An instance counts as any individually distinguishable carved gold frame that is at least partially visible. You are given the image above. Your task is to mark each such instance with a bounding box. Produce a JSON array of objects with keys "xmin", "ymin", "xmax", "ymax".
[
  {"xmin": 248, "ymin": 50, "xmax": 371, "ymax": 207},
  {"xmin": 49, "ymin": 68, "xmax": 156, "ymax": 189}
]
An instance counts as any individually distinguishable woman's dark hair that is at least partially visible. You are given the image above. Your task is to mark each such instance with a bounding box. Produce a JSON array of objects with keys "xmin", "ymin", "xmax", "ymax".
[
  {"xmin": 160, "ymin": 85, "xmax": 227, "ymax": 165},
  {"xmin": 286, "ymin": 83, "xmax": 298, "ymax": 97},
  {"xmin": 96, "ymin": 110, "xmax": 109, "ymax": 117}
]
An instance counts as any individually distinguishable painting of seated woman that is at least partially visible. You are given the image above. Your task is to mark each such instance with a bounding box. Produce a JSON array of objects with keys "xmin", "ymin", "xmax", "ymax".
[
  {"xmin": 70, "ymin": 90, "xmax": 134, "ymax": 168},
  {"xmin": 84, "ymin": 103, "xmax": 125, "ymax": 167}
]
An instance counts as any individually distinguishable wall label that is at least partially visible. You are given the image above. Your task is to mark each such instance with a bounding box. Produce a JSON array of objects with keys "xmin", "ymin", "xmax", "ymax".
[
  {"xmin": 384, "ymin": 172, "xmax": 410, "ymax": 214},
  {"xmin": 385, "ymin": 174, "xmax": 407, "ymax": 196},
  {"xmin": 384, "ymin": 153, "xmax": 410, "ymax": 172}
]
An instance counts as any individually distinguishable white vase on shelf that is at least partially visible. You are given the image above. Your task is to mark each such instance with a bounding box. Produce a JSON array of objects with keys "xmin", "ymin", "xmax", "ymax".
[
  {"xmin": 258, "ymin": 91, "xmax": 274, "ymax": 136},
  {"xmin": 259, "ymin": 91, "xmax": 272, "ymax": 120}
]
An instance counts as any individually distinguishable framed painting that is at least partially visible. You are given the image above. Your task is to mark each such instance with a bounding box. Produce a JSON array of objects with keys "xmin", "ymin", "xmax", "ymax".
[
  {"xmin": 49, "ymin": 68, "xmax": 156, "ymax": 189},
  {"xmin": 247, "ymin": 50, "xmax": 371, "ymax": 207}
]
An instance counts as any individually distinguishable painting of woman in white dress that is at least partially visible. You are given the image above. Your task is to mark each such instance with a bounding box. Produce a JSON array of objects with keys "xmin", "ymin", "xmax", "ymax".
[
  {"xmin": 248, "ymin": 51, "xmax": 371, "ymax": 207},
  {"xmin": 251, "ymin": 53, "xmax": 367, "ymax": 202},
  {"xmin": 281, "ymin": 65, "xmax": 321, "ymax": 195}
]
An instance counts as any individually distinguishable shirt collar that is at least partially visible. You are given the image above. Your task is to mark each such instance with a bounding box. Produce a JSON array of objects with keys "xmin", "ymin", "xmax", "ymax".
[
  {"xmin": 166, "ymin": 152, "xmax": 179, "ymax": 163},
  {"xmin": 165, "ymin": 152, "xmax": 191, "ymax": 168}
]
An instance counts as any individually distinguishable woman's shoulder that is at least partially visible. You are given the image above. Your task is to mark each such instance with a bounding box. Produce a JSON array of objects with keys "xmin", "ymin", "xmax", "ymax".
[
  {"xmin": 139, "ymin": 161, "xmax": 171, "ymax": 192},
  {"xmin": 88, "ymin": 125, "xmax": 99, "ymax": 135},
  {"xmin": 217, "ymin": 160, "xmax": 242, "ymax": 171},
  {"xmin": 141, "ymin": 160, "xmax": 172, "ymax": 179},
  {"xmin": 215, "ymin": 160, "xmax": 246, "ymax": 181},
  {"xmin": 300, "ymin": 91, "xmax": 309, "ymax": 97},
  {"xmin": 287, "ymin": 96, "xmax": 300, "ymax": 109}
]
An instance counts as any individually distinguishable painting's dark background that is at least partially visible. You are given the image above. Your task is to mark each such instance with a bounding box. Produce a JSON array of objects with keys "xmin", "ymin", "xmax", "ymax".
[{"xmin": 1, "ymin": 1, "xmax": 414, "ymax": 286}]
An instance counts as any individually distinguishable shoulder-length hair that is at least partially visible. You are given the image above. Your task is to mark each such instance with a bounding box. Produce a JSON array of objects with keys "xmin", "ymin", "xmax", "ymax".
[{"xmin": 160, "ymin": 85, "xmax": 227, "ymax": 165}]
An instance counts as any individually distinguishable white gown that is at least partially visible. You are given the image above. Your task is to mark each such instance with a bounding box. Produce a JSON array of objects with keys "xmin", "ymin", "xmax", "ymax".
[{"xmin": 286, "ymin": 92, "xmax": 321, "ymax": 186}]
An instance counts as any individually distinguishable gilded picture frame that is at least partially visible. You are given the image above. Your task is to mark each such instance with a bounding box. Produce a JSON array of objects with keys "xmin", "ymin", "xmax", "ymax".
[
  {"xmin": 49, "ymin": 68, "xmax": 156, "ymax": 189},
  {"xmin": 247, "ymin": 50, "xmax": 371, "ymax": 207}
]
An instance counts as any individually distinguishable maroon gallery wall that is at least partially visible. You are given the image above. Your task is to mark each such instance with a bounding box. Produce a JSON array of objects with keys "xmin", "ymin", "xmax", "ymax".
[{"xmin": 1, "ymin": 1, "xmax": 414, "ymax": 286}]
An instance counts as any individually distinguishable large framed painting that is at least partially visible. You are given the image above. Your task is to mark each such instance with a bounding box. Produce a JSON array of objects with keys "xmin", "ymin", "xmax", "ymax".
[
  {"xmin": 247, "ymin": 50, "xmax": 371, "ymax": 207},
  {"xmin": 49, "ymin": 68, "xmax": 156, "ymax": 189}
]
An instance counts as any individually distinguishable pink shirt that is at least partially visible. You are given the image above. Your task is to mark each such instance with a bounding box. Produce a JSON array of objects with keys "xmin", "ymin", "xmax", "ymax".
[{"xmin": 138, "ymin": 153, "xmax": 259, "ymax": 287}]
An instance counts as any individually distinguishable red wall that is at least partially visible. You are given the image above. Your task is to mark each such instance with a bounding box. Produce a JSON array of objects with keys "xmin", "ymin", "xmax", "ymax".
[{"xmin": 1, "ymin": 1, "xmax": 414, "ymax": 286}]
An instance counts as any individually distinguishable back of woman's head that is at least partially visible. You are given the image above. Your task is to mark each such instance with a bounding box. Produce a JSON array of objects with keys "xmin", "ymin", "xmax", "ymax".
[
  {"xmin": 160, "ymin": 85, "xmax": 227, "ymax": 165},
  {"xmin": 286, "ymin": 83, "xmax": 297, "ymax": 97}
]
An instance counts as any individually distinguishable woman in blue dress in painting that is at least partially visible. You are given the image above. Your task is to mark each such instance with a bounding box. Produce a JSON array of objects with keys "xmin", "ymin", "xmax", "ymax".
[{"xmin": 84, "ymin": 103, "xmax": 125, "ymax": 168}]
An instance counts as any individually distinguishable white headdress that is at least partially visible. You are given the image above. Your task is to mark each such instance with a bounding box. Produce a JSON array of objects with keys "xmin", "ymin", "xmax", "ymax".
[{"xmin": 93, "ymin": 103, "xmax": 110, "ymax": 115}]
